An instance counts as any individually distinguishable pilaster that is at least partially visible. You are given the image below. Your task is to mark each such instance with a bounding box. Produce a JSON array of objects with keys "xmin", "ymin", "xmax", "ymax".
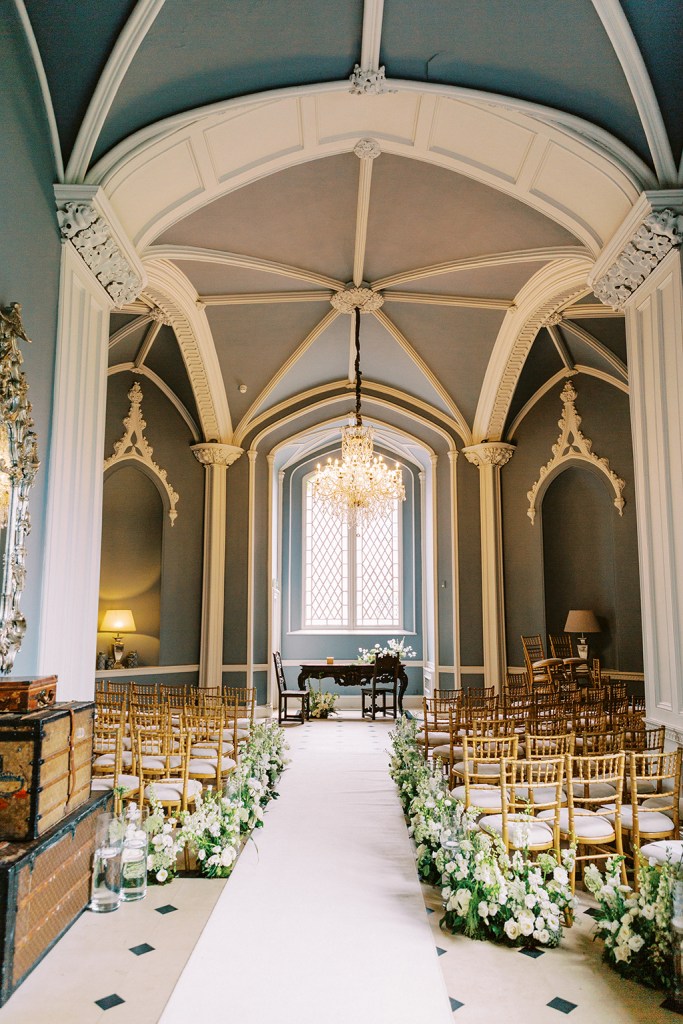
[
  {"xmin": 192, "ymin": 443, "xmax": 243, "ymax": 689},
  {"xmin": 462, "ymin": 442, "xmax": 515, "ymax": 692}
]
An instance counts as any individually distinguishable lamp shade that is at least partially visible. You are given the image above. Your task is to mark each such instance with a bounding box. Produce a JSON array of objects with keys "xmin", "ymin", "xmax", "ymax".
[
  {"xmin": 564, "ymin": 609, "xmax": 600, "ymax": 634},
  {"xmin": 101, "ymin": 609, "xmax": 136, "ymax": 633}
]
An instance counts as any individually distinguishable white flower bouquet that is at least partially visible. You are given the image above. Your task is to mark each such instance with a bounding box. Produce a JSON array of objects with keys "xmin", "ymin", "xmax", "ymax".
[
  {"xmin": 179, "ymin": 788, "xmax": 241, "ymax": 878},
  {"xmin": 584, "ymin": 854, "xmax": 682, "ymax": 991},
  {"xmin": 358, "ymin": 638, "xmax": 417, "ymax": 664},
  {"xmin": 408, "ymin": 766, "xmax": 461, "ymax": 884},
  {"xmin": 143, "ymin": 791, "xmax": 185, "ymax": 884},
  {"xmin": 308, "ymin": 685, "xmax": 339, "ymax": 719}
]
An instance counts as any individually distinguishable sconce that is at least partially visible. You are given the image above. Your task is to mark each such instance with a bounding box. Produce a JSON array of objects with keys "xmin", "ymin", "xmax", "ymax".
[
  {"xmin": 101, "ymin": 609, "xmax": 136, "ymax": 669},
  {"xmin": 564, "ymin": 609, "xmax": 601, "ymax": 661}
]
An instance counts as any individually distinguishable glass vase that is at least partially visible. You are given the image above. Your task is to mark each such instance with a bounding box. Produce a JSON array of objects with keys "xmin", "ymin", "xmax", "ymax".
[{"xmin": 90, "ymin": 813, "xmax": 124, "ymax": 913}]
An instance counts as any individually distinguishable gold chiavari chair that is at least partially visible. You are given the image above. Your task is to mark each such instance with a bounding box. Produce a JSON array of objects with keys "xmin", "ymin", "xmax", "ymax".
[
  {"xmin": 480, "ymin": 756, "xmax": 565, "ymax": 859},
  {"xmin": 419, "ymin": 695, "xmax": 460, "ymax": 759},
  {"xmin": 91, "ymin": 709, "xmax": 141, "ymax": 815},
  {"xmin": 450, "ymin": 733, "xmax": 519, "ymax": 810},
  {"xmin": 139, "ymin": 730, "xmax": 200, "ymax": 816},
  {"xmin": 223, "ymin": 686, "xmax": 256, "ymax": 735},
  {"xmin": 521, "ymin": 634, "xmax": 564, "ymax": 689}
]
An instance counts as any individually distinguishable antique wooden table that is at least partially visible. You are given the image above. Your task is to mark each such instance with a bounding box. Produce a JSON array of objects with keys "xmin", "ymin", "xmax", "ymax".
[{"xmin": 297, "ymin": 660, "xmax": 409, "ymax": 713}]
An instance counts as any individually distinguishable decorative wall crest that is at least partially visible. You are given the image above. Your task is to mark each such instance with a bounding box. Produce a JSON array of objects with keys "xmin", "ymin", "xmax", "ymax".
[
  {"xmin": 0, "ymin": 303, "xmax": 40, "ymax": 673},
  {"xmin": 191, "ymin": 443, "xmax": 243, "ymax": 467},
  {"xmin": 330, "ymin": 286, "xmax": 384, "ymax": 314},
  {"xmin": 593, "ymin": 209, "xmax": 682, "ymax": 310},
  {"xmin": 104, "ymin": 382, "xmax": 179, "ymax": 524},
  {"xmin": 349, "ymin": 65, "xmax": 394, "ymax": 95},
  {"xmin": 526, "ymin": 380, "xmax": 625, "ymax": 525},
  {"xmin": 462, "ymin": 442, "xmax": 515, "ymax": 469},
  {"xmin": 56, "ymin": 199, "xmax": 143, "ymax": 306}
]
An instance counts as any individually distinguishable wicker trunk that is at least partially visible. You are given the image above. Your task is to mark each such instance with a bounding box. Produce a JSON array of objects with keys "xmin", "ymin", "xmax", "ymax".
[
  {"xmin": 0, "ymin": 703, "xmax": 94, "ymax": 841},
  {"xmin": 0, "ymin": 790, "xmax": 111, "ymax": 1006}
]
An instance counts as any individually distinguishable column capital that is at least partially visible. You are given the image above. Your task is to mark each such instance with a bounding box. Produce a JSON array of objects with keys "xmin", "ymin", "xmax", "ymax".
[
  {"xmin": 54, "ymin": 184, "xmax": 146, "ymax": 308},
  {"xmin": 588, "ymin": 191, "xmax": 683, "ymax": 310},
  {"xmin": 462, "ymin": 442, "xmax": 515, "ymax": 468},
  {"xmin": 191, "ymin": 442, "xmax": 243, "ymax": 467}
]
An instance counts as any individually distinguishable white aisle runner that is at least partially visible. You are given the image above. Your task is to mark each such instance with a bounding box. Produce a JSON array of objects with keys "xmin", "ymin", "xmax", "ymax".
[{"xmin": 160, "ymin": 717, "xmax": 453, "ymax": 1024}]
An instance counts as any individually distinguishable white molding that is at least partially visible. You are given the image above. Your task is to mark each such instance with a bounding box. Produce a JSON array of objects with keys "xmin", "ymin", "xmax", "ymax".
[
  {"xmin": 65, "ymin": 0, "xmax": 166, "ymax": 182},
  {"xmin": 143, "ymin": 259, "xmax": 232, "ymax": 441},
  {"xmin": 246, "ymin": 450, "xmax": 258, "ymax": 690},
  {"xmin": 474, "ymin": 256, "xmax": 593, "ymax": 441},
  {"xmin": 526, "ymin": 379, "xmax": 626, "ymax": 524},
  {"xmin": 199, "ymin": 290, "xmax": 333, "ymax": 306},
  {"xmin": 107, "ymin": 362, "xmax": 201, "ymax": 441},
  {"xmin": 37, "ymin": 244, "xmax": 110, "ymax": 699},
  {"xmin": 359, "ymin": 0, "xmax": 385, "ymax": 71},
  {"xmin": 447, "ymin": 451, "xmax": 461, "ymax": 690},
  {"xmin": 109, "ymin": 313, "xmax": 151, "ymax": 349},
  {"xmin": 353, "ymin": 140, "xmax": 379, "ymax": 286},
  {"xmin": 95, "ymin": 665, "xmax": 199, "ymax": 678},
  {"xmin": 589, "ymin": 0, "xmax": 677, "ymax": 186},
  {"xmin": 506, "ymin": 366, "xmax": 628, "ymax": 440},
  {"xmin": 13, "ymin": 0, "xmax": 64, "ymax": 181},
  {"xmin": 54, "ymin": 184, "xmax": 147, "ymax": 306},
  {"xmin": 149, "ymin": 245, "xmax": 345, "ymax": 291},
  {"xmin": 387, "ymin": 291, "xmax": 511, "ymax": 310},
  {"xmin": 559, "ymin": 319, "xmax": 628, "ymax": 380},
  {"xmin": 104, "ymin": 380, "xmax": 180, "ymax": 524},
  {"xmin": 373, "ymin": 247, "xmax": 586, "ymax": 290}
]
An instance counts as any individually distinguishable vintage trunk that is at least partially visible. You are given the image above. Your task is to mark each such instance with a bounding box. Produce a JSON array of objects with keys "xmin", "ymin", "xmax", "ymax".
[
  {"xmin": 0, "ymin": 677, "xmax": 58, "ymax": 714},
  {"xmin": 0, "ymin": 791, "xmax": 111, "ymax": 1006},
  {"xmin": 0, "ymin": 703, "xmax": 94, "ymax": 841}
]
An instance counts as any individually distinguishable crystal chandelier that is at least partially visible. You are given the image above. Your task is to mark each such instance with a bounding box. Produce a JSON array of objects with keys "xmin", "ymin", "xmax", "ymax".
[{"xmin": 312, "ymin": 298, "xmax": 405, "ymax": 527}]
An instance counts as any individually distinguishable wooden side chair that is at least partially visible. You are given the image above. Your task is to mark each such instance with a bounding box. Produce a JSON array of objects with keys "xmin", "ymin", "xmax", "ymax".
[
  {"xmin": 521, "ymin": 634, "xmax": 563, "ymax": 688},
  {"xmin": 273, "ymin": 651, "xmax": 309, "ymax": 724},
  {"xmin": 548, "ymin": 632, "xmax": 588, "ymax": 681},
  {"xmin": 361, "ymin": 653, "xmax": 400, "ymax": 720}
]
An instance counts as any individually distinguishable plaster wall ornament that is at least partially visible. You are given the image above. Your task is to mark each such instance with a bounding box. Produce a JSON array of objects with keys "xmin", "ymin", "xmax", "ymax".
[
  {"xmin": 330, "ymin": 286, "xmax": 384, "ymax": 314},
  {"xmin": 0, "ymin": 304, "xmax": 39, "ymax": 673},
  {"xmin": 191, "ymin": 443, "xmax": 243, "ymax": 467},
  {"xmin": 462, "ymin": 442, "xmax": 515, "ymax": 469},
  {"xmin": 593, "ymin": 209, "xmax": 683, "ymax": 309},
  {"xmin": 542, "ymin": 312, "xmax": 563, "ymax": 327},
  {"xmin": 349, "ymin": 64, "xmax": 394, "ymax": 94},
  {"xmin": 526, "ymin": 380, "xmax": 625, "ymax": 525},
  {"xmin": 56, "ymin": 201, "xmax": 142, "ymax": 306},
  {"xmin": 353, "ymin": 138, "xmax": 381, "ymax": 161},
  {"xmin": 147, "ymin": 304, "xmax": 174, "ymax": 326},
  {"xmin": 104, "ymin": 381, "xmax": 179, "ymax": 524}
]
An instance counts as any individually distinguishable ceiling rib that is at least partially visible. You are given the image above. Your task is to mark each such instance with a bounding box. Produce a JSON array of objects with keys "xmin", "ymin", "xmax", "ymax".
[
  {"xmin": 353, "ymin": 150, "xmax": 376, "ymax": 286},
  {"xmin": 590, "ymin": 0, "xmax": 676, "ymax": 186},
  {"xmin": 372, "ymin": 247, "xmax": 587, "ymax": 290},
  {"xmin": 360, "ymin": 0, "xmax": 385, "ymax": 70},
  {"xmin": 109, "ymin": 314, "xmax": 151, "ymax": 349},
  {"xmin": 149, "ymin": 245, "xmax": 345, "ymax": 290},
  {"xmin": 107, "ymin": 362, "xmax": 200, "ymax": 442},
  {"xmin": 385, "ymin": 292, "xmax": 512, "ymax": 310},
  {"xmin": 65, "ymin": 0, "xmax": 166, "ymax": 182},
  {"xmin": 562, "ymin": 303, "xmax": 622, "ymax": 318},
  {"xmin": 506, "ymin": 365, "xmax": 628, "ymax": 441},
  {"xmin": 561, "ymin": 319, "xmax": 628, "ymax": 380},
  {"xmin": 546, "ymin": 325, "xmax": 575, "ymax": 371},
  {"xmin": 14, "ymin": 0, "xmax": 64, "ymax": 180},
  {"xmin": 134, "ymin": 321, "xmax": 162, "ymax": 368},
  {"xmin": 198, "ymin": 291, "xmax": 332, "ymax": 306}
]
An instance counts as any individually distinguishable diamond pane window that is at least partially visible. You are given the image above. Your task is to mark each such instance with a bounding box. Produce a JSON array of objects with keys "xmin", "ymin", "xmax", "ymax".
[{"xmin": 303, "ymin": 477, "xmax": 401, "ymax": 630}]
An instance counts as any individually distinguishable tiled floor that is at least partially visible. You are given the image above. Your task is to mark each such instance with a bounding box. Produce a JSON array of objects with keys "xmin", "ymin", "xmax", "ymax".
[{"xmin": 0, "ymin": 712, "xmax": 680, "ymax": 1024}]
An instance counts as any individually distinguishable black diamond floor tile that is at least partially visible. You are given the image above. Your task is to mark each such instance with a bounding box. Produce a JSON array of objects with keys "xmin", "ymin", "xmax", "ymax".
[
  {"xmin": 661, "ymin": 997, "xmax": 683, "ymax": 1014},
  {"xmin": 95, "ymin": 994, "xmax": 125, "ymax": 1011},
  {"xmin": 130, "ymin": 942, "xmax": 155, "ymax": 956},
  {"xmin": 436, "ymin": 946, "xmax": 447, "ymax": 956},
  {"xmin": 426, "ymin": 907, "xmax": 435, "ymax": 915},
  {"xmin": 155, "ymin": 904, "xmax": 177, "ymax": 915},
  {"xmin": 584, "ymin": 907, "xmax": 600, "ymax": 917},
  {"xmin": 449, "ymin": 997, "xmax": 464, "ymax": 1011},
  {"xmin": 520, "ymin": 947, "xmax": 545, "ymax": 959},
  {"xmin": 547, "ymin": 996, "xmax": 577, "ymax": 1014}
]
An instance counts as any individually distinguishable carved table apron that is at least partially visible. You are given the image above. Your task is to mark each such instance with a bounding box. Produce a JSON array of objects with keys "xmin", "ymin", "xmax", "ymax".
[{"xmin": 297, "ymin": 661, "xmax": 409, "ymax": 713}]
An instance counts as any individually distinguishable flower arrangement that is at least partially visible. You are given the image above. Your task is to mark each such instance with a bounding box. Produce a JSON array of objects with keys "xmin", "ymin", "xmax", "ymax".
[
  {"xmin": 584, "ymin": 854, "xmax": 683, "ymax": 991},
  {"xmin": 223, "ymin": 761, "xmax": 266, "ymax": 833},
  {"xmin": 358, "ymin": 638, "xmax": 417, "ymax": 663},
  {"xmin": 389, "ymin": 713, "xmax": 575, "ymax": 950},
  {"xmin": 143, "ymin": 792, "xmax": 185, "ymax": 885},
  {"xmin": 308, "ymin": 684, "xmax": 339, "ymax": 719},
  {"xmin": 179, "ymin": 788, "xmax": 242, "ymax": 878}
]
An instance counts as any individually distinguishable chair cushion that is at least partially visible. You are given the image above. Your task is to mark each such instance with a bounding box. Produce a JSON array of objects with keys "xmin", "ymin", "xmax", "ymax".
[
  {"xmin": 515, "ymin": 785, "xmax": 565, "ymax": 807},
  {"xmin": 431, "ymin": 743, "xmax": 468, "ymax": 762},
  {"xmin": 480, "ymin": 813, "xmax": 555, "ymax": 848},
  {"xmin": 91, "ymin": 773, "xmax": 139, "ymax": 792},
  {"xmin": 639, "ymin": 840, "xmax": 683, "ymax": 865},
  {"xmin": 93, "ymin": 751, "xmax": 133, "ymax": 768},
  {"xmin": 417, "ymin": 731, "xmax": 451, "ymax": 747},
  {"xmin": 188, "ymin": 756, "xmax": 236, "ymax": 777},
  {"xmin": 539, "ymin": 807, "xmax": 614, "ymax": 841},
  {"xmin": 141, "ymin": 754, "xmax": 182, "ymax": 771},
  {"xmin": 451, "ymin": 785, "xmax": 504, "ymax": 811},
  {"xmin": 454, "ymin": 761, "xmax": 502, "ymax": 779},
  {"xmin": 144, "ymin": 778, "xmax": 202, "ymax": 801},
  {"xmin": 642, "ymin": 794, "xmax": 683, "ymax": 820},
  {"xmin": 600, "ymin": 803, "xmax": 675, "ymax": 835},
  {"xmin": 571, "ymin": 781, "xmax": 617, "ymax": 801}
]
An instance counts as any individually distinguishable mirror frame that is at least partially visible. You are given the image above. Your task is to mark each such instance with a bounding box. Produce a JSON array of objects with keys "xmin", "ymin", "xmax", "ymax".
[{"xmin": 0, "ymin": 303, "xmax": 39, "ymax": 674}]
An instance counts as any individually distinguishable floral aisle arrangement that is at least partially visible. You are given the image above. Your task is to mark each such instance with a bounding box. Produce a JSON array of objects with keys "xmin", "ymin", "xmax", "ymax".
[
  {"xmin": 179, "ymin": 788, "xmax": 242, "ymax": 878},
  {"xmin": 143, "ymin": 792, "xmax": 185, "ymax": 885},
  {"xmin": 308, "ymin": 684, "xmax": 339, "ymax": 719},
  {"xmin": 224, "ymin": 761, "xmax": 266, "ymax": 834},
  {"xmin": 584, "ymin": 854, "xmax": 683, "ymax": 991},
  {"xmin": 358, "ymin": 638, "xmax": 417, "ymax": 663},
  {"xmin": 388, "ymin": 714, "xmax": 576, "ymax": 951}
]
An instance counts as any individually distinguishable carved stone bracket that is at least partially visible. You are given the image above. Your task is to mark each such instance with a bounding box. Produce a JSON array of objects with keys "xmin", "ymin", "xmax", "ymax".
[
  {"xmin": 593, "ymin": 208, "xmax": 682, "ymax": 310},
  {"xmin": 526, "ymin": 380, "xmax": 625, "ymax": 524},
  {"xmin": 349, "ymin": 65, "xmax": 394, "ymax": 95},
  {"xmin": 0, "ymin": 303, "xmax": 40, "ymax": 673},
  {"xmin": 104, "ymin": 381, "xmax": 179, "ymax": 524},
  {"xmin": 191, "ymin": 443, "xmax": 243, "ymax": 468},
  {"xmin": 54, "ymin": 185, "xmax": 146, "ymax": 308},
  {"xmin": 462, "ymin": 442, "xmax": 515, "ymax": 469},
  {"xmin": 330, "ymin": 285, "xmax": 384, "ymax": 314}
]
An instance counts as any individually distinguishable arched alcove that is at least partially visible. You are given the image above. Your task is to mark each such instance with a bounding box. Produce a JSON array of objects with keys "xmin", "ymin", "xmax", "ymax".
[
  {"xmin": 541, "ymin": 465, "xmax": 615, "ymax": 664},
  {"xmin": 97, "ymin": 464, "xmax": 164, "ymax": 666}
]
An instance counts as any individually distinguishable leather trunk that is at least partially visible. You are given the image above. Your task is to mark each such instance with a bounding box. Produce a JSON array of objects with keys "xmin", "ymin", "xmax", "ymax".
[
  {"xmin": 0, "ymin": 677, "xmax": 58, "ymax": 714},
  {"xmin": 0, "ymin": 703, "xmax": 94, "ymax": 841},
  {"xmin": 0, "ymin": 790, "xmax": 111, "ymax": 1006}
]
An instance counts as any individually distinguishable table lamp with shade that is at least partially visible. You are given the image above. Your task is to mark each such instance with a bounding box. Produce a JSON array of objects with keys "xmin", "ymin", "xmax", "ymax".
[
  {"xmin": 100, "ymin": 609, "xmax": 136, "ymax": 668},
  {"xmin": 564, "ymin": 609, "xmax": 600, "ymax": 661}
]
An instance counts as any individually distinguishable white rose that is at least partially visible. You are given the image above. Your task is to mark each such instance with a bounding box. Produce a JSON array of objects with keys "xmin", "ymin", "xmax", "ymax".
[
  {"xmin": 478, "ymin": 900, "xmax": 489, "ymax": 919},
  {"xmin": 197, "ymin": 849, "xmax": 206, "ymax": 861},
  {"xmin": 156, "ymin": 868, "xmax": 168, "ymax": 882},
  {"xmin": 519, "ymin": 911, "xmax": 535, "ymax": 936},
  {"xmin": 536, "ymin": 928, "xmax": 550, "ymax": 945},
  {"xmin": 524, "ymin": 893, "xmax": 537, "ymax": 909},
  {"xmin": 641, "ymin": 904, "xmax": 655, "ymax": 920},
  {"xmin": 504, "ymin": 918, "xmax": 521, "ymax": 940},
  {"xmin": 628, "ymin": 934, "xmax": 645, "ymax": 952}
]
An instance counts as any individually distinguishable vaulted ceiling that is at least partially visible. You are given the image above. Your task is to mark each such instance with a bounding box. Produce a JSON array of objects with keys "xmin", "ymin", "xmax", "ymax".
[{"xmin": 17, "ymin": 0, "xmax": 681, "ymax": 456}]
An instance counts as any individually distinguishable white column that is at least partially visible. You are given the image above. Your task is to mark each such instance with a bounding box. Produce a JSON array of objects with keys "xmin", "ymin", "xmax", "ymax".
[
  {"xmin": 447, "ymin": 450, "xmax": 462, "ymax": 690},
  {"xmin": 588, "ymin": 194, "xmax": 683, "ymax": 737},
  {"xmin": 192, "ymin": 443, "xmax": 243, "ymax": 689},
  {"xmin": 462, "ymin": 442, "xmax": 515, "ymax": 692},
  {"xmin": 246, "ymin": 450, "xmax": 258, "ymax": 690}
]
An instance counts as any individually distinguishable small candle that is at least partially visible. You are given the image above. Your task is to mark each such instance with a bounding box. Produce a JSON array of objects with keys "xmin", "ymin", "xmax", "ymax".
[{"xmin": 326, "ymin": 656, "xmax": 334, "ymax": 665}]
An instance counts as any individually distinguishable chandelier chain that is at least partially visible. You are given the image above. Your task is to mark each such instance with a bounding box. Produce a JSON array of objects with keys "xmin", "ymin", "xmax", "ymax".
[{"xmin": 354, "ymin": 307, "xmax": 362, "ymax": 426}]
